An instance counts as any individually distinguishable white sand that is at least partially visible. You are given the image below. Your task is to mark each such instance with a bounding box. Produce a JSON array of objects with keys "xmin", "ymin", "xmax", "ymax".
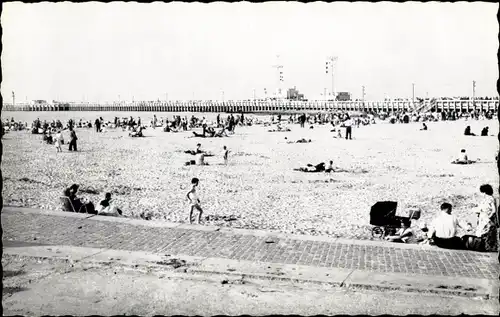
[{"xmin": 2, "ymin": 111, "xmax": 498, "ymax": 240}]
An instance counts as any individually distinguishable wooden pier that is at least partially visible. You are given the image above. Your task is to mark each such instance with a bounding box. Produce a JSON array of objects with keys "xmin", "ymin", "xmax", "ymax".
[{"xmin": 2, "ymin": 99, "xmax": 498, "ymax": 113}]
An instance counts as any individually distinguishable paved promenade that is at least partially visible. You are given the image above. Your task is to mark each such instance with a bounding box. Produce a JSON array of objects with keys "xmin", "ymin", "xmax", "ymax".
[{"xmin": 2, "ymin": 206, "xmax": 498, "ymax": 281}]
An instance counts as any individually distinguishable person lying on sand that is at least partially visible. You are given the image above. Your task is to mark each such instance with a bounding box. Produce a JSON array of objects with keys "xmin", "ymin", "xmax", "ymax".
[
  {"xmin": 451, "ymin": 149, "xmax": 476, "ymax": 164},
  {"xmin": 294, "ymin": 162, "xmax": 326, "ymax": 173},
  {"xmin": 287, "ymin": 138, "xmax": 312, "ymax": 144},
  {"xmin": 268, "ymin": 127, "xmax": 291, "ymax": 132}
]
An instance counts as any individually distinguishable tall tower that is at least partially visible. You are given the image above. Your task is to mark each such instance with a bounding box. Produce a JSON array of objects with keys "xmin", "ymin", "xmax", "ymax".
[
  {"xmin": 12, "ymin": 91, "xmax": 15, "ymax": 106},
  {"xmin": 326, "ymin": 56, "xmax": 338, "ymax": 100},
  {"xmin": 272, "ymin": 55, "xmax": 284, "ymax": 100}
]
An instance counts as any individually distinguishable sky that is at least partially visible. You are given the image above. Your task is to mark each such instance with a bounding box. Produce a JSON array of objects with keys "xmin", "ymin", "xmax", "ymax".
[{"xmin": 1, "ymin": 1, "xmax": 498, "ymax": 102}]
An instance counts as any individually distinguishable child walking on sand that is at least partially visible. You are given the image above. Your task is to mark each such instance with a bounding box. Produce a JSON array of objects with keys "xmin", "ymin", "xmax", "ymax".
[
  {"xmin": 186, "ymin": 177, "xmax": 203, "ymax": 224},
  {"xmin": 54, "ymin": 129, "xmax": 64, "ymax": 152},
  {"xmin": 223, "ymin": 146, "xmax": 229, "ymax": 165}
]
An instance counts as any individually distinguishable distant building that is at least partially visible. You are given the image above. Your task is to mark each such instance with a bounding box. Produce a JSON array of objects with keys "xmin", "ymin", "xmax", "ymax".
[
  {"xmin": 31, "ymin": 100, "xmax": 48, "ymax": 106},
  {"xmin": 286, "ymin": 86, "xmax": 305, "ymax": 101},
  {"xmin": 336, "ymin": 92, "xmax": 351, "ymax": 101}
]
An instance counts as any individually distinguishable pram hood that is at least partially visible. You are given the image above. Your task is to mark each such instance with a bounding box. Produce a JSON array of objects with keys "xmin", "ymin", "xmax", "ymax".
[{"xmin": 370, "ymin": 201, "xmax": 398, "ymax": 226}]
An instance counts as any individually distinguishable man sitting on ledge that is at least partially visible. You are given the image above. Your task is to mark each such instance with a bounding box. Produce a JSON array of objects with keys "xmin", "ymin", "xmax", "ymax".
[
  {"xmin": 423, "ymin": 203, "xmax": 468, "ymax": 249},
  {"xmin": 97, "ymin": 192, "xmax": 123, "ymax": 217}
]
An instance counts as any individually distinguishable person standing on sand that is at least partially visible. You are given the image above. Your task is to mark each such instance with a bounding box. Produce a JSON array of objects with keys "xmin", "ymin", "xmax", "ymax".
[
  {"xmin": 186, "ymin": 178, "xmax": 203, "ymax": 224},
  {"xmin": 344, "ymin": 118, "xmax": 353, "ymax": 140},
  {"xmin": 223, "ymin": 146, "xmax": 229, "ymax": 165},
  {"xmin": 95, "ymin": 118, "xmax": 101, "ymax": 133},
  {"xmin": 153, "ymin": 115, "xmax": 157, "ymax": 129},
  {"xmin": 68, "ymin": 126, "xmax": 78, "ymax": 151}
]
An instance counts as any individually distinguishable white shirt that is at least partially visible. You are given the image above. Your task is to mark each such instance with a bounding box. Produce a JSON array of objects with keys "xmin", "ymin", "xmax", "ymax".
[
  {"xmin": 195, "ymin": 153, "xmax": 205, "ymax": 165},
  {"xmin": 428, "ymin": 212, "xmax": 460, "ymax": 239}
]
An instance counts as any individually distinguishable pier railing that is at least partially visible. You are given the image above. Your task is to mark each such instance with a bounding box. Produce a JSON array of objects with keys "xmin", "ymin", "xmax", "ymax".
[{"xmin": 2, "ymin": 99, "xmax": 498, "ymax": 113}]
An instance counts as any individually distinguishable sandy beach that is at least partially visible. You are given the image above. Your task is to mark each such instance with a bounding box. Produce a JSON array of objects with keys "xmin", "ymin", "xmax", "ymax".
[{"xmin": 2, "ymin": 111, "xmax": 498, "ymax": 240}]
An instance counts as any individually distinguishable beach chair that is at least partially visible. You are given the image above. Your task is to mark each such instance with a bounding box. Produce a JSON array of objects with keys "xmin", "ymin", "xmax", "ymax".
[
  {"xmin": 60, "ymin": 196, "xmax": 76, "ymax": 212},
  {"xmin": 59, "ymin": 196, "xmax": 88, "ymax": 213}
]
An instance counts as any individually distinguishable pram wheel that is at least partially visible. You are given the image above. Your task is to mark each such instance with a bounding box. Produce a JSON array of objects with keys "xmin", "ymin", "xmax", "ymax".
[{"xmin": 371, "ymin": 226, "xmax": 385, "ymax": 239}]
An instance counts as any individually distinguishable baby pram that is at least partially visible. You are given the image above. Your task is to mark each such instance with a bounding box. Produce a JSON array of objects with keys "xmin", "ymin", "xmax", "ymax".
[{"xmin": 370, "ymin": 201, "xmax": 421, "ymax": 239}]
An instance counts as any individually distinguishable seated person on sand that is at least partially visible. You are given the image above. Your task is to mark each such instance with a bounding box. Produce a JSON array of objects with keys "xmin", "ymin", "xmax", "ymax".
[
  {"xmin": 420, "ymin": 123, "xmax": 428, "ymax": 131},
  {"xmin": 451, "ymin": 149, "xmax": 476, "ymax": 164},
  {"xmin": 422, "ymin": 203, "xmax": 467, "ymax": 250},
  {"xmin": 184, "ymin": 144, "xmax": 215, "ymax": 156},
  {"xmin": 464, "ymin": 126, "xmax": 476, "ymax": 136},
  {"xmin": 481, "ymin": 126, "xmax": 489, "ymax": 136},
  {"xmin": 42, "ymin": 131, "xmax": 50, "ymax": 143},
  {"xmin": 325, "ymin": 161, "xmax": 335, "ymax": 173},
  {"xmin": 331, "ymin": 127, "xmax": 342, "ymax": 138},
  {"xmin": 268, "ymin": 123, "xmax": 291, "ymax": 132},
  {"xmin": 96, "ymin": 192, "xmax": 123, "ymax": 217},
  {"xmin": 385, "ymin": 219, "xmax": 413, "ymax": 243},
  {"xmin": 195, "ymin": 152, "xmax": 209, "ymax": 165},
  {"xmin": 214, "ymin": 127, "xmax": 229, "ymax": 137},
  {"xmin": 294, "ymin": 162, "xmax": 326, "ymax": 173},
  {"xmin": 63, "ymin": 184, "xmax": 96, "ymax": 214},
  {"xmin": 129, "ymin": 126, "xmax": 144, "ymax": 137},
  {"xmin": 206, "ymin": 126, "xmax": 216, "ymax": 137}
]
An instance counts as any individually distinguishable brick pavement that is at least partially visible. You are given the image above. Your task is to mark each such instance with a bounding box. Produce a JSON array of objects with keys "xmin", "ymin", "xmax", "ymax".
[{"xmin": 2, "ymin": 207, "xmax": 498, "ymax": 280}]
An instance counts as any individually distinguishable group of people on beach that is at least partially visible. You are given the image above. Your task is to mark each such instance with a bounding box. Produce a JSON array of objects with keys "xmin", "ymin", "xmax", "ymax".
[
  {"xmin": 422, "ymin": 184, "xmax": 499, "ymax": 252},
  {"xmin": 62, "ymin": 184, "xmax": 123, "ymax": 217},
  {"xmin": 464, "ymin": 125, "xmax": 490, "ymax": 137},
  {"xmin": 184, "ymin": 143, "xmax": 229, "ymax": 166}
]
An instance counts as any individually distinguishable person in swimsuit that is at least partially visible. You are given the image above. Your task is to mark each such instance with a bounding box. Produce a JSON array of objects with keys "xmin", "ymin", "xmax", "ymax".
[{"xmin": 186, "ymin": 177, "xmax": 203, "ymax": 224}]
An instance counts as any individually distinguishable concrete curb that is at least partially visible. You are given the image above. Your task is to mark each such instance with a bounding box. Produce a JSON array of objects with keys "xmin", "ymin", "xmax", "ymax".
[
  {"xmin": 3, "ymin": 244, "xmax": 497, "ymax": 299},
  {"xmin": 2, "ymin": 205, "xmax": 491, "ymax": 256}
]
